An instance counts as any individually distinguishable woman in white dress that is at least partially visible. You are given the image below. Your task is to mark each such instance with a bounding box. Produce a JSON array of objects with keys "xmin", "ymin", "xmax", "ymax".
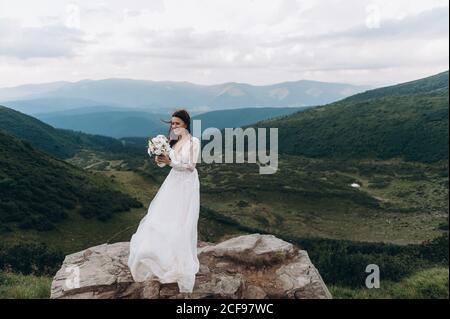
[{"xmin": 128, "ymin": 109, "xmax": 201, "ymax": 293}]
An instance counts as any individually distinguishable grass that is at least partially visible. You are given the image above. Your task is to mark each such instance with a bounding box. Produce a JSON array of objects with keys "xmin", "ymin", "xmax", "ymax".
[
  {"xmin": 330, "ymin": 267, "xmax": 449, "ymax": 299},
  {"xmin": 195, "ymin": 155, "xmax": 448, "ymax": 244},
  {"xmin": 1, "ymin": 149, "xmax": 447, "ymax": 299},
  {"xmin": 0, "ymin": 169, "xmax": 157, "ymax": 255},
  {"xmin": 0, "ymin": 271, "xmax": 52, "ymax": 299},
  {"xmin": 38, "ymin": 149, "xmax": 446, "ymax": 250},
  {"xmin": 201, "ymin": 191, "xmax": 446, "ymax": 244}
]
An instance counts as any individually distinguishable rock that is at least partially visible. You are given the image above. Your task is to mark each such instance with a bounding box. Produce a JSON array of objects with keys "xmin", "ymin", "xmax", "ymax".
[
  {"xmin": 199, "ymin": 233, "xmax": 296, "ymax": 266},
  {"xmin": 50, "ymin": 233, "xmax": 332, "ymax": 299},
  {"xmin": 243, "ymin": 285, "xmax": 267, "ymax": 299}
]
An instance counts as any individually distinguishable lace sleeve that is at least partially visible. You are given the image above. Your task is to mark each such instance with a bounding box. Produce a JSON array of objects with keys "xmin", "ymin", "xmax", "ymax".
[{"xmin": 168, "ymin": 137, "xmax": 200, "ymax": 172}]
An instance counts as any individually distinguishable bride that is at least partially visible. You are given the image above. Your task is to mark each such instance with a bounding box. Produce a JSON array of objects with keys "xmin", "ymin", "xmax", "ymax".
[{"xmin": 128, "ymin": 109, "xmax": 201, "ymax": 294}]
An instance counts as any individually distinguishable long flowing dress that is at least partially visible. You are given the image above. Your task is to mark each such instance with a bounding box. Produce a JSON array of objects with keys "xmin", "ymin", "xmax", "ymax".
[{"xmin": 128, "ymin": 135, "xmax": 201, "ymax": 293}]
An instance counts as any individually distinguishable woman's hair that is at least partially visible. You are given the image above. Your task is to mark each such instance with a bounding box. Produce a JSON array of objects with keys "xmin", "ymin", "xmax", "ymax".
[{"xmin": 161, "ymin": 109, "xmax": 191, "ymax": 147}]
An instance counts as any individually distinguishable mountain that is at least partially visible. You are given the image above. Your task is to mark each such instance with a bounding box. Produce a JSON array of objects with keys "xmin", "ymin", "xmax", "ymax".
[
  {"xmin": 204, "ymin": 80, "xmax": 371, "ymax": 109},
  {"xmin": 34, "ymin": 110, "xmax": 168, "ymax": 139},
  {"xmin": 0, "ymin": 97, "xmax": 117, "ymax": 115},
  {"xmin": 32, "ymin": 106, "xmax": 311, "ymax": 138},
  {"xmin": 0, "ymin": 81, "xmax": 70, "ymax": 101},
  {"xmin": 34, "ymin": 105, "xmax": 162, "ymax": 116},
  {"xmin": 0, "ymin": 78, "xmax": 371, "ymax": 115},
  {"xmin": 191, "ymin": 106, "xmax": 311, "ymax": 131},
  {"xmin": 0, "ymin": 129, "xmax": 142, "ymax": 232},
  {"xmin": 342, "ymin": 71, "xmax": 449, "ymax": 102},
  {"xmin": 247, "ymin": 71, "xmax": 449, "ymax": 163},
  {"xmin": 0, "ymin": 105, "xmax": 142, "ymax": 159}
]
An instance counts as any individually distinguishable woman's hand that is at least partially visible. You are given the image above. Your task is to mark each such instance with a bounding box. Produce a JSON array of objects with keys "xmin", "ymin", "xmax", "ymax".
[{"xmin": 155, "ymin": 154, "xmax": 171, "ymax": 165}]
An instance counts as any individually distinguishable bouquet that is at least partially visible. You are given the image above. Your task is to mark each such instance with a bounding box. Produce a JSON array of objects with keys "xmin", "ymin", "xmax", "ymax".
[{"xmin": 147, "ymin": 135, "xmax": 172, "ymax": 167}]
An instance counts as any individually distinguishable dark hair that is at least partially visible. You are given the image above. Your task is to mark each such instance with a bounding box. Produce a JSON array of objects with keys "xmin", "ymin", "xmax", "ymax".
[{"xmin": 161, "ymin": 109, "xmax": 191, "ymax": 147}]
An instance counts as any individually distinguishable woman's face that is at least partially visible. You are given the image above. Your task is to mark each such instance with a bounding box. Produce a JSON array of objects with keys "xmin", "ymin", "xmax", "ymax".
[{"xmin": 171, "ymin": 116, "xmax": 187, "ymax": 135}]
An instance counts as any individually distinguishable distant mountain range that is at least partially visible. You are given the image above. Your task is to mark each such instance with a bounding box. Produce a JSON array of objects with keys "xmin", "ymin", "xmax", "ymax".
[
  {"xmin": 0, "ymin": 97, "xmax": 121, "ymax": 115},
  {"xmin": 2, "ymin": 71, "xmax": 448, "ymax": 164},
  {"xmin": 249, "ymin": 70, "xmax": 449, "ymax": 163},
  {"xmin": 191, "ymin": 107, "xmax": 311, "ymax": 131},
  {"xmin": 0, "ymin": 78, "xmax": 372, "ymax": 115},
  {"xmin": 33, "ymin": 109, "xmax": 168, "ymax": 139},
  {"xmin": 32, "ymin": 106, "xmax": 310, "ymax": 138}
]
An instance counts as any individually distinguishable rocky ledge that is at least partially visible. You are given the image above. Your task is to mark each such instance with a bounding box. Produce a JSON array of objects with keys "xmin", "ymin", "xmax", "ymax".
[{"xmin": 50, "ymin": 233, "xmax": 332, "ymax": 299}]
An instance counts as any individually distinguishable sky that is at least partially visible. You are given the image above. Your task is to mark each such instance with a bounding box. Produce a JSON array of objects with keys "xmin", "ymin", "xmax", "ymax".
[{"xmin": 0, "ymin": 0, "xmax": 448, "ymax": 88}]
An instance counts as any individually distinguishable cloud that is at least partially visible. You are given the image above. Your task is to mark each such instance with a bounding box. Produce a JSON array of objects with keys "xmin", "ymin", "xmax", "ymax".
[
  {"xmin": 0, "ymin": 0, "xmax": 448, "ymax": 87},
  {"xmin": 0, "ymin": 18, "xmax": 92, "ymax": 59},
  {"xmin": 298, "ymin": 6, "xmax": 449, "ymax": 42},
  {"xmin": 105, "ymin": 3, "xmax": 448, "ymax": 71}
]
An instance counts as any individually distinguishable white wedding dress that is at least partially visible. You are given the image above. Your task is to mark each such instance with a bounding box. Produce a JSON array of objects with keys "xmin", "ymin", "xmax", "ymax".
[{"xmin": 128, "ymin": 135, "xmax": 201, "ymax": 293}]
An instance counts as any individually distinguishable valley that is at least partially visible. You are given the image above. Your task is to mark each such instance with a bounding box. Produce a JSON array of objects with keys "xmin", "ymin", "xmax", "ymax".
[{"xmin": 0, "ymin": 70, "xmax": 448, "ymax": 299}]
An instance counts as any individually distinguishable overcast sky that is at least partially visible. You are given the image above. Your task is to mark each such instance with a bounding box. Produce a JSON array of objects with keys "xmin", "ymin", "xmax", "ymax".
[{"xmin": 0, "ymin": 0, "xmax": 448, "ymax": 88}]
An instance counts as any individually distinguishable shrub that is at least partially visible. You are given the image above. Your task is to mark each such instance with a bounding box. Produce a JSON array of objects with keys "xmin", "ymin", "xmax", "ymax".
[{"xmin": 0, "ymin": 242, "xmax": 64, "ymax": 276}]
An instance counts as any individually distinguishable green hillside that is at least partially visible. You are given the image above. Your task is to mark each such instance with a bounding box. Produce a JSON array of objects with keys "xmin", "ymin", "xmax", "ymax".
[
  {"xmin": 250, "ymin": 71, "xmax": 449, "ymax": 163},
  {"xmin": 343, "ymin": 71, "xmax": 449, "ymax": 102},
  {"xmin": 0, "ymin": 130, "xmax": 142, "ymax": 232},
  {"xmin": 192, "ymin": 106, "xmax": 310, "ymax": 130},
  {"xmin": 0, "ymin": 105, "xmax": 142, "ymax": 159}
]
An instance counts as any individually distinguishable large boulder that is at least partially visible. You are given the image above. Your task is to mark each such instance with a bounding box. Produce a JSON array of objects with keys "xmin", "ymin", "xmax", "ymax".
[{"xmin": 50, "ymin": 233, "xmax": 332, "ymax": 299}]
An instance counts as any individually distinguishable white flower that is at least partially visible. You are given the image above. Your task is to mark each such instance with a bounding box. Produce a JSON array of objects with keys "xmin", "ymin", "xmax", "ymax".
[{"xmin": 147, "ymin": 135, "xmax": 172, "ymax": 167}]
